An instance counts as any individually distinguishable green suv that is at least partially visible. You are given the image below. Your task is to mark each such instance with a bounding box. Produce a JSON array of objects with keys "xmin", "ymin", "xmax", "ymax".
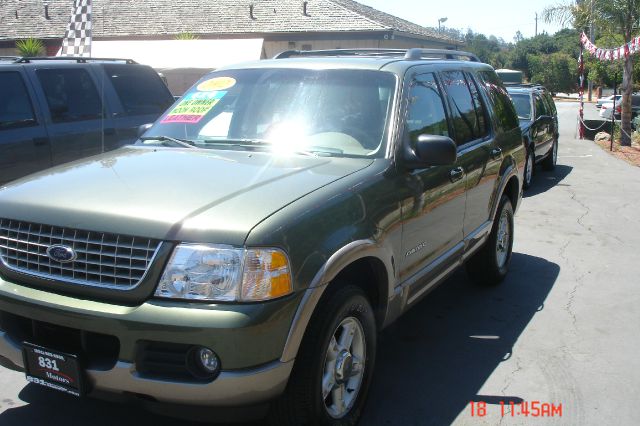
[{"xmin": 0, "ymin": 49, "xmax": 524, "ymax": 424}]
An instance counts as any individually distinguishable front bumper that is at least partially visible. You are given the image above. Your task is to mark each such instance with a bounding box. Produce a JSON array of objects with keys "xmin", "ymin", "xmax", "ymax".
[
  {"xmin": 0, "ymin": 333, "xmax": 292, "ymax": 406},
  {"xmin": 0, "ymin": 278, "xmax": 301, "ymax": 406}
]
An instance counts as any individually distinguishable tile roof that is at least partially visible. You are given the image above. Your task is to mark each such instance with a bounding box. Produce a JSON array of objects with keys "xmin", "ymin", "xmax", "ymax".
[{"xmin": 0, "ymin": 0, "xmax": 458, "ymax": 43}]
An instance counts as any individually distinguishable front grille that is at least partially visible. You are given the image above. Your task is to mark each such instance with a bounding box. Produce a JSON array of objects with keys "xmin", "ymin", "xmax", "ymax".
[{"xmin": 0, "ymin": 218, "xmax": 161, "ymax": 289}]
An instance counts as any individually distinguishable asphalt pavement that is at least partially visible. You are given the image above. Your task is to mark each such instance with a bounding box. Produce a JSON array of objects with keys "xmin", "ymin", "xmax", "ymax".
[{"xmin": 1, "ymin": 101, "xmax": 639, "ymax": 425}]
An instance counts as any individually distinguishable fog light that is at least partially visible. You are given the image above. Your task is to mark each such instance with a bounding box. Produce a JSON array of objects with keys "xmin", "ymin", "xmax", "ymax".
[
  {"xmin": 198, "ymin": 347, "xmax": 219, "ymax": 373},
  {"xmin": 187, "ymin": 346, "xmax": 220, "ymax": 380}
]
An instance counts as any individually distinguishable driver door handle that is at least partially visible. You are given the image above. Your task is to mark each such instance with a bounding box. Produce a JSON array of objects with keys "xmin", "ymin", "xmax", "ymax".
[
  {"xmin": 449, "ymin": 166, "xmax": 464, "ymax": 183},
  {"xmin": 490, "ymin": 147, "xmax": 502, "ymax": 159}
]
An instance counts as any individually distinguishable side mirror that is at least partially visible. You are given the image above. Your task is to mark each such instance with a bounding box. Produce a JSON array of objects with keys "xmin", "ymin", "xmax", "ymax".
[
  {"xmin": 404, "ymin": 134, "xmax": 457, "ymax": 169},
  {"xmin": 137, "ymin": 123, "xmax": 153, "ymax": 138}
]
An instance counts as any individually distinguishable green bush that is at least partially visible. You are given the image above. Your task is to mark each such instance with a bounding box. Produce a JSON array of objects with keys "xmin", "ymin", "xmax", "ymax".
[
  {"xmin": 15, "ymin": 38, "xmax": 44, "ymax": 57},
  {"xmin": 174, "ymin": 32, "xmax": 199, "ymax": 40}
]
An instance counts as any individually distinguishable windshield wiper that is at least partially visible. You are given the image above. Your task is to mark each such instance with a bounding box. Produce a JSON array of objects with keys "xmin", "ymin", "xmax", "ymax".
[
  {"xmin": 200, "ymin": 138, "xmax": 268, "ymax": 146},
  {"xmin": 197, "ymin": 139, "xmax": 345, "ymax": 157},
  {"xmin": 140, "ymin": 135, "xmax": 196, "ymax": 148}
]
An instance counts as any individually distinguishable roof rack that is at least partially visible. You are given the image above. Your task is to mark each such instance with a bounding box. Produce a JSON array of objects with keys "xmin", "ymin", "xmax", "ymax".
[
  {"xmin": 9, "ymin": 57, "xmax": 138, "ymax": 64},
  {"xmin": 274, "ymin": 48, "xmax": 480, "ymax": 62}
]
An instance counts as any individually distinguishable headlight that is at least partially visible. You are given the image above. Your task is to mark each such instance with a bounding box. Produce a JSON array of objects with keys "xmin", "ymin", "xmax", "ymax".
[{"xmin": 155, "ymin": 244, "xmax": 293, "ymax": 302}]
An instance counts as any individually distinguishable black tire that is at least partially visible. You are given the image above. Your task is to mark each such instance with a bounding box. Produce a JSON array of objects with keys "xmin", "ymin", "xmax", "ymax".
[
  {"xmin": 465, "ymin": 195, "xmax": 514, "ymax": 286},
  {"xmin": 542, "ymin": 137, "xmax": 557, "ymax": 171},
  {"xmin": 522, "ymin": 145, "xmax": 534, "ymax": 190},
  {"xmin": 269, "ymin": 285, "xmax": 377, "ymax": 426}
]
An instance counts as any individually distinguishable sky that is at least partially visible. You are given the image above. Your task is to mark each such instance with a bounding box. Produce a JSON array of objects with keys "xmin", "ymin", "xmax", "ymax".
[{"xmin": 357, "ymin": 0, "xmax": 568, "ymax": 42}]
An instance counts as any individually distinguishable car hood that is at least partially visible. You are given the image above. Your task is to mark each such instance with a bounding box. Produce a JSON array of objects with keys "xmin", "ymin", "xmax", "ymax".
[{"xmin": 0, "ymin": 147, "xmax": 374, "ymax": 245}]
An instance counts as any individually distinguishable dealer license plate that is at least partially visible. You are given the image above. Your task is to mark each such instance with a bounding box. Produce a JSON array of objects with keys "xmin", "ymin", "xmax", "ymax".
[{"xmin": 22, "ymin": 342, "xmax": 84, "ymax": 397}]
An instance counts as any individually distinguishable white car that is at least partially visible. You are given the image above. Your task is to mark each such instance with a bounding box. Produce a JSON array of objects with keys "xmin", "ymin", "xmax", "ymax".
[
  {"xmin": 596, "ymin": 94, "xmax": 621, "ymax": 108},
  {"xmin": 599, "ymin": 102, "xmax": 619, "ymax": 119}
]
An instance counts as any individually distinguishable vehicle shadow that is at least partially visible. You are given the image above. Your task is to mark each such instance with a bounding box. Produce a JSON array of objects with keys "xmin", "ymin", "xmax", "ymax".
[
  {"xmin": 0, "ymin": 253, "xmax": 557, "ymax": 426},
  {"xmin": 360, "ymin": 252, "xmax": 559, "ymax": 425},
  {"xmin": 525, "ymin": 164, "xmax": 573, "ymax": 197},
  {"xmin": 0, "ymin": 385, "xmax": 206, "ymax": 426}
]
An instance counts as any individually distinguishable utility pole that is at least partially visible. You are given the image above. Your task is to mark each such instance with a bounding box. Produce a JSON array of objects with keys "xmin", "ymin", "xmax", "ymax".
[{"xmin": 535, "ymin": 13, "xmax": 538, "ymax": 37}]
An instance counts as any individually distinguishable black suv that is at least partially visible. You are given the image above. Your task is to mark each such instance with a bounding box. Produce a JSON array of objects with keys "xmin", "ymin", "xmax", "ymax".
[
  {"xmin": 0, "ymin": 49, "xmax": 524, "ymax": 424},
  {"xmin": 0, "ymin": 57, "xmax": 174, "ymax": 185},
  {"xmin": 506, "ymin": 84, "xmax": 558, "ymax": 189}
]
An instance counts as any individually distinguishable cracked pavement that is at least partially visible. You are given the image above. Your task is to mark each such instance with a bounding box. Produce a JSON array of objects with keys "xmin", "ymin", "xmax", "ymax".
[{"xmin": 0, "ymin": 103, "xmax": 638, "ymax": 425}]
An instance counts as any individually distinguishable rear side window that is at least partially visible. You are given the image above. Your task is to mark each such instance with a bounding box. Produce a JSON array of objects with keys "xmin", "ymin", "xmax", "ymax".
[
  {"xmin": 441, "ymin": 70, "xmax": 487, "ymax": 145},
  {"xmin": 542, "ymin": 92, "xmax": 556, "ymax": 115},
  {"xmin": 104, "ymin": 65, "xmax": 174, "ymax": 116},
  {"xmin": 478, "ymin": 70, "xmax": 519, "ymax": 132},
  {"xmin": 405, "ymin": 73, "xmax": 449, "ymax": 143},
  {"xmin": 534, "ymin": 94, "xmax": 547, "ymax": 118},
  {"xmin": 0, "ymin": 71, "xmax": 37, "ymax": 130},
  {"xmin": 37, "ymin": 68, "xmax": 103, "ymax": 123},
  {"xmin": 467, "ymin": 73, "xmax": 489, "ymax": 137}
]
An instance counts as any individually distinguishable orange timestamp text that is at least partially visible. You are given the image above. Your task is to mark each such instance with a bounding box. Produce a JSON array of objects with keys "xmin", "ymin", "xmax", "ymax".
[{"xmin": 469, "ymin": 400, "xmax": 563, "ymax": 417}]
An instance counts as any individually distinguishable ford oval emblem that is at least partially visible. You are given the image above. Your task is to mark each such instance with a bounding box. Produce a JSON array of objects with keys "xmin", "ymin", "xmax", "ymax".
[{"xmin": 46, "ymin": 245, "xmax": 77, "ymax": 263}]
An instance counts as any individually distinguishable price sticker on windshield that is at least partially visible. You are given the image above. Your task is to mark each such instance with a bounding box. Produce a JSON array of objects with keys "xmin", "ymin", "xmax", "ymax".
[
  {"xmin": 161, "ymin": 91, "xmax": 226, "ymax": 124},
  {"xmin": 197, "ymin": 77, "xmax": 236, "ymax": 91}
]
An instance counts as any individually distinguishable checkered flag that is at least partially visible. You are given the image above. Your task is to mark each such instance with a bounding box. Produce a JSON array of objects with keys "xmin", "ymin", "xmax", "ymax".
[{"xmin": 59, "ymin": 0, "xmax": 92, "ymax": 57}]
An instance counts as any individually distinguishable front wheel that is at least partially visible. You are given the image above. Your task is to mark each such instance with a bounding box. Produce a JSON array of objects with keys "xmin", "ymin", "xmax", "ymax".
[
  {"xmin": 466, "ymin": 195, "xmax": 514, "ymax": 285},
  {"xmin": 269, "ymin": 285, "xmax": 376, "ymax": 426}
]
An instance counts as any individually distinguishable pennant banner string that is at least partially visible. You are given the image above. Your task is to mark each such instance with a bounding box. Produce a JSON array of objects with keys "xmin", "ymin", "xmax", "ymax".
[{"xmin": 580, "ymin": 32, "xmax": 640, "ymax": 61}]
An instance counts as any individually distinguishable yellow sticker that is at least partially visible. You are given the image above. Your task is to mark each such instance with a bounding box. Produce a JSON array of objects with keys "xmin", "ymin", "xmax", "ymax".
[{"xmin": 197, "ymin": 77, "xmax": 236, "ymax": 92}]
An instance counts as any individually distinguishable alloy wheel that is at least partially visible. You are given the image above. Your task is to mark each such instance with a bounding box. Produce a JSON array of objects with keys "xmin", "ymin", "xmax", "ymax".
[{"xmin": 322, "ymin": 317, "xmax": 366, "ymax": 419}]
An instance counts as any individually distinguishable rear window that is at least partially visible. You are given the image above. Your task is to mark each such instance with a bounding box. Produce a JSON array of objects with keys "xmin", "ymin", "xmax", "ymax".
[
  {"xmin": 104, "ymin": 65, "xmax": 174, "ymax": 116},
  {"xmin": 0, "ymin": 71, "xmax": 37, "ymax": 130},
  {"xmin": 37, "ymin": 68, "xmax": 103, "ymax": 123}
]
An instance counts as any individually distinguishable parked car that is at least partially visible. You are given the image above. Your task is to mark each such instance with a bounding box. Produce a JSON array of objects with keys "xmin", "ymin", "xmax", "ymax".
[
  {"xmin": 600, "ymin": 94, "xmax": 640, "ymax": 120},
  {"xmin": 599, "ymin": 101, "xmax": 616, "ymax": 119},
  {"xmin": 595, "ymin": 94, "xmax": 621, "ymax": 109},
  {"xmin": 506, "ymin": 83, "xmax": 558, "ymax": 189},
  {"xmin": 0, "ymin": 49, "xmax": 524, "ymax": 424},
  {"xmin": 0, "ymin": 57, "xmax": 175, "ymax": 185}
]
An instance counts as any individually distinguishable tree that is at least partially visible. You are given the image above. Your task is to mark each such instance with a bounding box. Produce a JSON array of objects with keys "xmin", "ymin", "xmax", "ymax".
[
  {"xmin": 514, "ymin": 31, "xmax": 524, "ymax": 44},
  {"xmin": 543, "ymin": 0, "xmax": 640, "ymax": 146},
  {"xmin": 528, "ymin": 53, "xmax": 578, "ymax": 93}
]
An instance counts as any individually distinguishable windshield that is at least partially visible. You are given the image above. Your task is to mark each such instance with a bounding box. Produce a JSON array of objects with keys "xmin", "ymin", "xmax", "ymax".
[
  {"xmin": 144, "ymin": 68, "xmax": 396, "ymax": 157},
  {"xmin": 509, "ymin": 93, "xmax": 532, "ymax": 120}
]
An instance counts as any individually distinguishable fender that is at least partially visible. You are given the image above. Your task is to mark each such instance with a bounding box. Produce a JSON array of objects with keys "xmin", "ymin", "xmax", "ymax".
[
  {"xmin": 491, "ymin": 157, "xmax": 521, "ymax": 220},
  {"xmin": 280, "ymin": 239, "xmax": 394, "ymax": 363}
]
